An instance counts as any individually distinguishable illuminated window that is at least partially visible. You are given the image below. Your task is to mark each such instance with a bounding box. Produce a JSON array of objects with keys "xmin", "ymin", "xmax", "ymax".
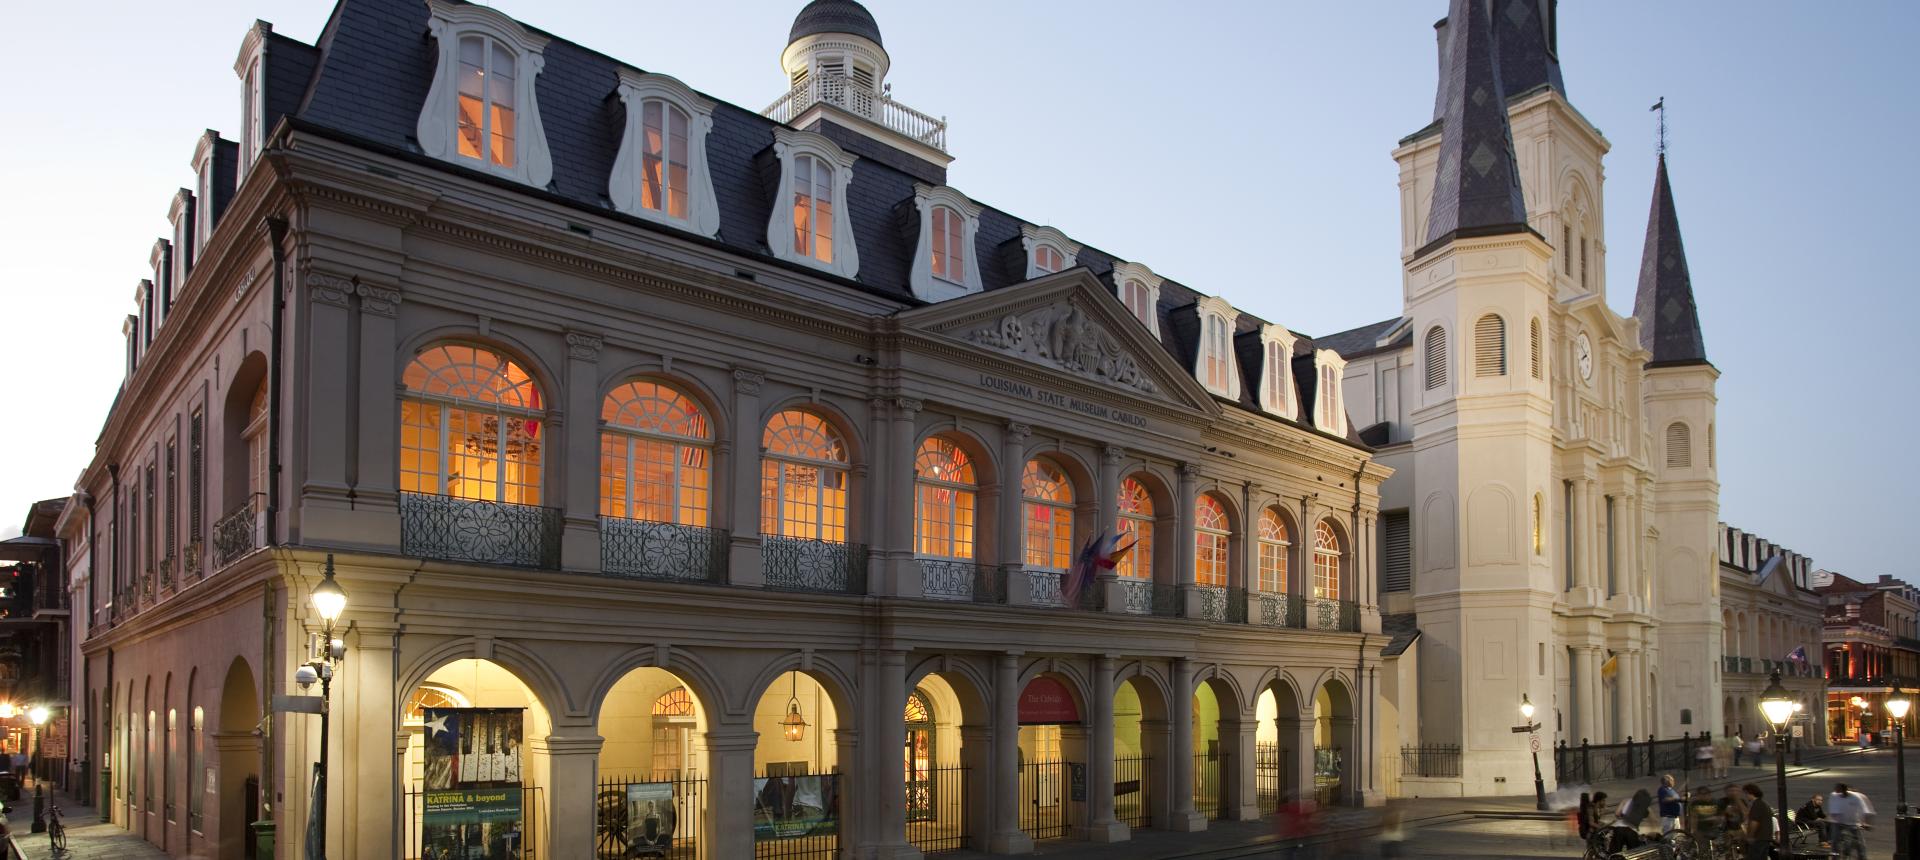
[
  {"xmin": 930, "ymin": 206, "xmax": 965, "ymax": 283},
  {"xmin": 639, "ymin": 100, "xmax": 690, "ymax": 219},
  {"xmin": 247, "ymin": 380, "xmax": 269, "ymax": 502},
  {"xmin": 1202, "ymin": 314, "xmax": 1231, "ymax": 392},
  {"xmin": 1194, "ymin": 494, "xmax": 1230, "ymax": 587},
  {"xmin": 403, "ymin": 684, "xmax": 467, "ymax": 726},
  {"xmin": 760, "ymin": 410, "xmax": 849, "ymax": 542},
  {"xmin": 1020, "ymin": 225, "xmax": 1080, "ymax": 279},
  {"xmin": 1257, "ymin": 508, "xmax": 1291, "ymax": 593},
  {"xmin": 1022, "ymin": 459, "xmax": 1074, "ymax": 571},
  {"xmin": 612, "ymin": 73, "xmax": 719, "ymax": 236},
  {"xmin": 1313, "ymin": 521, "xmax": 1342, "ymax": 600},
  {"xmin": 1034, "ymin": 245, "xmax": 1064, "ymax": 274},
  {"xmin": 455, "ymin": 35, "xmax": 518, "ymax": 168},
  {"xmin": 914, "ymin": 437, "xmax": 977, "ymax": 560},
  {"xmin": 399, "ymin": 344, "xmax": 545, "ymax": 505},
  {"xmin": 1122, "ymin": 280, "xmax": 1154, "ymax": 326},
  {"xmin": 793, "ymin": 154, "xmax": 834, "ymax": 263},
  {"xmin": 1116, "ymin": 477, "xmax": 1154, "ymax": 580},
  {"xmin": 651, "ymin": 687, "xmax": 695, "ymax": 717},
  {"xmin": 418, "ymin": 2, "xmax": 551, "ymax": 186},
  {"xmin": 599, "ymin": 381, "xmax": 712, "ymax": 525}
]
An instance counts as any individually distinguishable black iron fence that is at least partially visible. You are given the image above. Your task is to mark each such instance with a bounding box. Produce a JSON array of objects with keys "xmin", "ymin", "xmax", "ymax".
[
  {"xmin": 1255, "ymin": 743, "xmax": 1288, "ymax": 812},
  {"xmin": 1017, "ymin": 758, "xmax": 1072, "ymax": 841},
  {"xmin": 595, "ymin": 771, "xmax": 703, "ymax": 860},
  {"xmin": 762, "ymin": 537, "xmax": 868, "ymax": 594},
  {"xmin": 905, "ymin": 764, "xmax": 969, "ymax": 854},
  {"xmin": 753, "ymin": 771, "xmax": 840, "ymax": 860},
  {"xmin": 1114, "ymin": 756, "xmax": 1151, "ymax": 829},
  {"xmin": 1313, "ymin": 747, "xmax": 1342, "ymax": 804},
  {"xmin": 404, "ymin": 785, "xmax": 544, "ymax": 860},
  {"xmin": 600, "ymin": 519, "xmax": 729, "ymax": 583},
  {"xmin": 1193, "ymin": 750, "xmax": 1226, "ymax": 821},
  {"xmin": 1399, "ymin": 743, "xmax": 1463, "ymax": 778},
  {"xmin": 399, "ymin": 492, "xmax": 562, "ymax": 568},
  {"xmin": 1553, "ymin": 733, "xmax": 1713, "ymax": 786}
]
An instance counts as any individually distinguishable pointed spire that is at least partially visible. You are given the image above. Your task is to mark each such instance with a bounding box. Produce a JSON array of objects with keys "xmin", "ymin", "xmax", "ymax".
[
  {"xmin": 1633, "ymin": 155, "xmax": 1710, "ymax": 367},
  {"xmin": 1424, "ymin": 0, "xmax": 1530, "ymax": 250},
  {"xmin": 1488, "ymin": 0, "xmax": 1566, "ymax": 100}
]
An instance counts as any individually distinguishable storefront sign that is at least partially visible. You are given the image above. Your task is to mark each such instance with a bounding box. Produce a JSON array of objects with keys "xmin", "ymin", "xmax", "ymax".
[
  {"xmin": 1069, "ymin": 762, "xmax": 1086, "ymax": 802},
  {"xmin": 42, "ymin": 719, "xmax": 67, "ymax": 759},
  {"xmin": 1018, "ymin": 677, "xmax": 1080, "ymax": 725},
  {"xmin": 977, "ymin": 374, "xmax": 1149, "ymax": 429}
]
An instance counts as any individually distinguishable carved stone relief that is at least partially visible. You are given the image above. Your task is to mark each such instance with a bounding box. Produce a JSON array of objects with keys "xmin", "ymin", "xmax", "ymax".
[{"xmin": 961, "ymin": 301, "xmax": 1158, "ymax": 394}]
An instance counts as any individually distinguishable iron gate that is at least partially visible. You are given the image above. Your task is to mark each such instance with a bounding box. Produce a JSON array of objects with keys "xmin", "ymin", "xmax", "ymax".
[
  {"xmin": 1113, "ymin": 756, "xmax": 1151, "ymax": 829},
  {"xmin": 905, "ymin": 764, "xmax": 969, "ymax": 853},
  {"xmin": 1018, "ymin": 758, "xmax": 1071, "ymax": 841},
  {"xmin": 596, "ymin": 771, "xmax": 703, "ymax": 859}
]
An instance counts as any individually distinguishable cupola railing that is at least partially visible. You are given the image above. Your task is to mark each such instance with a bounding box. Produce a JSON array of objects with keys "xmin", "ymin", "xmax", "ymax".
[{"xmin": 763, "ymin": 71, "xmax": 947, "ymax": 152}]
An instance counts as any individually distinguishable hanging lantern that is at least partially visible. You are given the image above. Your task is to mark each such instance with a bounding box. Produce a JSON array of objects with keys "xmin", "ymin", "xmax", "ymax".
[{"xmin": 781, "ymin": 671, "xmax": 809, "ymax": 742}]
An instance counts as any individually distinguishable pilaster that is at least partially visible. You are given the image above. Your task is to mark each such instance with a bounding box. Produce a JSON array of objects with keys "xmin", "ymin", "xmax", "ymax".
[
  {"xmin": 703, "ymin": 722, "xmax": 759, "ymax": 859},
  {"xmin": 887, "ymin": 397, "xmax": 922, "ymax": 598},
  {"xmin": 999, "ymin": 424, "xmax": 1033, "ymax": 605},
  {"xmin": 726, "ymin": 369, "xmax": 765, "ymax": 586},
  {"xmin": 560, "ymin": 331, "xmax": 603, "ymax": 571}
]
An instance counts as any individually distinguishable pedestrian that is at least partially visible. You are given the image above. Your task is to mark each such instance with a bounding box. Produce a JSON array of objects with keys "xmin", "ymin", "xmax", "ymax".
[
  {"xmin": 1377, "ymin": 807, "xmax": 1406, "ymax": 859},
  {"xmin": 1748, "ymin": 733, "xmax": 1767, "ymax": 767},
  {"xmin": 1826, "ymin": 781, "xmax": 1875, "ymax": 860},
  {"xmin": 1723, "ymin": 784, "xmax": 1750, "ymax": 853},
  {"xmin": 1694, "ymin": 738, "xmax": 1714, "ymax": 777},
  {"xmin": 1732, "ymin": 731, "xmax": 1745, "ymax": 767},
  {"xmin": 1582, "ymin": 791, "xmax": 1609, "ymax": 840},
  {"xmin": 1795, "ymin": 792, "xmax": 1827, "ymax": 842},
  {"xmin": 1656, "ymin": 774, "xmax": 1683, "ymax": 834},
  {"xmin": 1687, "ymin": 786, "xmax": 1724, "ymax": 845},
  {"xmin": 1742, "ymin": 784, "xmax": 1774, "ymax": 860}
]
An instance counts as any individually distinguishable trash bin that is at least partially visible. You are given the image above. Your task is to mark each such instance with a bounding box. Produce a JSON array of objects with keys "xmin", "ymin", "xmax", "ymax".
[
  {"xmin": 0, "ymin": 771, "xmax": 20, "ymax": 802},
  {"xmin": 251, "ymin": 819, "xmax": 276, "ymax": 860}
]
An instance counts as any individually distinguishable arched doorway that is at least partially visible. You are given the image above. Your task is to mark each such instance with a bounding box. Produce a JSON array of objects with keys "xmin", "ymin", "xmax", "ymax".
[
  {"xmin": 594, "ymin": 666, "xmax": 710, "ymax": 859},
  {"xmin": 902, "ymin": 670, "xmax": 988, "ymax": 853},
  {"xmin": 1113, "ymin": 673, "xmax": 1168, "ymax": 831},
  {"xmin": 1014, "ymin": 672, "xmax": 1083, "ymax": 842},
  {"xmin": 751, "ymin": 669, "xmax": 845, "ymax": 858},
  {"xmin": 1256, "ymin": 680, "xmax": 1304, "ymax": 813},
  {"xmin": 215, "ymin": 658, "xmax": 260, "ymax": 860},
  {"xmin": 1313, "ymin": 679, "xmax": 1355, "ymax": 806},
  {"xmin": 400, "ymin": 658, "xmax": 554, "ymax": 860},
  {"xmin": 1191, "ymin": 678, "xmax": 1233, "ymax": 821}
]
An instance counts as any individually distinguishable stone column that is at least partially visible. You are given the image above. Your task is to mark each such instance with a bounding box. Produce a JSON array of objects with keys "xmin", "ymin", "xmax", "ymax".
[
  {"xmin": 836, "ymin": 727, "xmax": 864, "ymax": 853},
  {"xmin": 1000, "ymin": 424, "xmax": 1033, "ymax": 606},
  {"xmin": 726, "ymin": 369, "xmax": 765, "ymax": 586},
  {"xmin": 887, "ymin": 398, "xmax": 923, "ymax": 598},
  {"xmin": 703, "ymin": 722, "xmax": 759, "ymax": 859},
  {"xmin": 1242, "ymin": 483, "xmax": 1263, "ymax": 594},
  {"xmin": 1226, "ymin": 714, "xmax": 1260, "ymax": 820},
  {"xmin": 1168, "ymin": 659, "xmax": 1204, "ymax": 831},
  {"xmin": 1175, "ymin": 464, "xmax": 1198, "ymax": 617},
  {"xmin": 559, "ymin": 332, "xmax": 603, "ymax": 571},
  {"xmin": 1293, "ymin": 713, "xmax": 1317, "ymax": 806},
  {"xmin": 1084, "ymin": 655, "xmax": 1126, "ymax": 841},
  {"xmin": 344, "ymin": 619, "xmax": 399, "ymax": 860},
  {"xmin": 1570, "ymin": 480, "xmax": 1588, "ymax": 590},
  {"xmin": 353, "ymin": 281, "xmax": 402, "ymax": 546},
  {"xmin": 537, "ymin": 729, "xmax": 604, "ymax": 860},
  {"xmin": 989, "ymin": 654, "xmax": 1032, "ymax": 854},
  {"xmin": 1099, "ymin": 447, "xmax": 1127, "ymax": 613},
  {"xmin": 869, "ymin": 651, "xmax": 918, "ymax": 859}
]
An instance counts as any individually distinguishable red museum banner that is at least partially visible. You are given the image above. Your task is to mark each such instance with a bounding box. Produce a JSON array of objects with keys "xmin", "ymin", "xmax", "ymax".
[{"xmin": 1017, "ymin": 677, "xmax": 1079, "ymax": 725}]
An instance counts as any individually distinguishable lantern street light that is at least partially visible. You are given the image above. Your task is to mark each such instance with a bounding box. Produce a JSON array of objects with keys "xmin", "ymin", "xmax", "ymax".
[
  {"xmin": 781, "ymin": 672, "xmax": 809, "ymax": 742},
  {"xmin": 1759, "ymin": 671, "xmax": 1796, "ymax": 852},
  {"xmin": 27, "ymin": 705, "xmax": 49, "ymax": 833},
  {"xmin": 1516, "ymin": 693, "xmax": 1546, "ymax": 811},
  {"xmin": 1889, "ymin": 687, "xmax": 1915, "ymax": 860},
  {"xmin": 306, "ymin": 555, "xmax": 348, "ymax": 860}
]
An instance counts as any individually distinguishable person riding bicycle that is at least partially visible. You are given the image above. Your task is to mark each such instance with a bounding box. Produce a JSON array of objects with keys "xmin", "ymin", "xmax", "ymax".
[{"xmin": 1687, "ymin": 785, "xmax": 1725, "ymax": 843}]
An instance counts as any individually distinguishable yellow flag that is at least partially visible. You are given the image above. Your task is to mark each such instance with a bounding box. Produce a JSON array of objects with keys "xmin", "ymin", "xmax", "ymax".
[{"xmin": 1600, "ymin": 654, "xmax": 1620, "ymax": 683}]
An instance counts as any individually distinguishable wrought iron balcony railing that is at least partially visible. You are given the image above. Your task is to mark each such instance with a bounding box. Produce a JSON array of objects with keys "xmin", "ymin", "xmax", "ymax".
[
  {"xmin": 761, "ymin": 71, "xmax": 947, "ymax": 151},
  {"xmin": 181, "ymin": 541, "xmax": 202, "ymax": 582},
  {"xmin": 1196, "ymin": 586, "xmax": 1229, "ymax": 622},
  {"xmin": 918, "ymin": 558, "xmax": 1004, "ymax": 604},
  {"xmin": 1307, "ymin": 597, "xmax": 1360, "ymax": 632},
  {"xmin": 763, "ymin": 537, "xmax": 867, "ymax": 595},
  {"xmin": 399, "ymin": 492, "xmax": 561, "ymax": 569},
  {"xmin": 599, "ymin": 518, "xmax": 728, "ymax": 584},
  {"xmin": 1117, "ymin": 579, "xmax": 1178, "ymax": 617},
  {"xmin": 212, "ymin": 497, "xmax": 260, "ymax": 569},
  {"xmin": 1250, "ymin": 591, "xmax": 1306, "ymax": 629}
]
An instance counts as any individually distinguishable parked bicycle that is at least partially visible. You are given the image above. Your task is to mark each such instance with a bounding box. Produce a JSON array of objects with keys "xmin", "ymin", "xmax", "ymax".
[{"xmin": 46, "ymin": 802, "xmax": 66, "ymax": 856}]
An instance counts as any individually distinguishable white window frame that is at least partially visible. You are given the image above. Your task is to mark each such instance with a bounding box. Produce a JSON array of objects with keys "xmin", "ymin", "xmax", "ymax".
[
  {"xmin": 1020, "ymin": 224, "xmax": 1081, "ymax": 279},
  {"xmin": 417, "ymin": 0, "xmax": 553, "ymax": 187},
  {"xmin": 234, "ymin": 22, "xmax": 269, "ymax": 178},
  {"xmin": 1192, "ymin": 296, "xmax": 1241, "ymax": 399},
  {"xmin": 610, "ymin": 71, "xmax": 720, "ymax": 238},
  {"xmin": 766, "ymin": 128, "xmax": 860, "ymax": 278},
  {"xmin": 909, "ymin": 185, "xmax": 982, "ymax": 300},
  {"xmin": 191, "ymin": 133, "xmax": 218, "ymax": 257},
  {"xmin": 1110, "ymin": 261, "xmax": 1162, "ymax": 337},
  {"xmin": 1258, "ymin": 324, "xmax": 1298, "ymax": 420},
  {"xmin": 168, "ymin": 190, "xmax": 193, "ymax": 291},
  {"xmin": 1313, "ymin": 348, "xmax": 1348, "ymax": 436},
  {"xmin": 149, "ymin": 240, "xmax": 171, "ymax": 326}
]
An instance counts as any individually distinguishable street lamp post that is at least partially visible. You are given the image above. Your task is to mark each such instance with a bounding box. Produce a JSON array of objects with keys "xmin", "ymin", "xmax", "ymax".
[
  {"xmin": 307, "ymin": 555, "xmax": 348, "ymax": 860},
  {"xmin": 1518, "ymin": 694, "xmax": 1546, "ymax": 811},
  {"xmin": 27, "ymin": 706, "xmax": 48, "ymax": 833},
  {"xmin": 1889, "ymin": 687, "xmax": 1913, "ymax": 860},
  {"xmin": 1760, "ymin": 671, "xmax": 1796, "ymax": 856}
]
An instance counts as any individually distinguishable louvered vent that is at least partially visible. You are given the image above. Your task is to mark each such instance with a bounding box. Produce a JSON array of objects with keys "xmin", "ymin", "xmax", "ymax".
[
  {"xmin": 1665, "ymin": 422, "xmax": 1692, "ymax": 469},
  {"xmin": 1382, "ymin": 511, "xmax": 1411, "ymax": 593},
  {"xmin": 1529, "ymin": 318, "xmax": 1543, "ymax": 379},
  {"xmin": 1474, "ymin": 314, "xmax": 1506, "ymax": 377},
  {"xmin": 1424, "ymin": 327, "xmax": 1447, "ymax": 390}
]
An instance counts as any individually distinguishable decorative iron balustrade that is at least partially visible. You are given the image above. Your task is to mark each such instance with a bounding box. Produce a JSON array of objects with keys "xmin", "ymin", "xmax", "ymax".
[
  {"xmin": 139, "ymin": 567, "xmax": 155, "ymax": 605},
  {"xmin": 1399, "ymin": 744, "xmax": 1462, "ymax": 778},
  {"xmin": 1027, "ymin": 570, "xmax": 1065, "ymax": 608},
  {"xmin": 181, "ymin": 541, "xmax": 202, "ymax": 581},
  {"xmin": 599, "ymin": 518, "xmax": 728, "ymax": 583},
  {"xmin": 158, "ymin": 554, "xmax": 175, "ymax": 592},
  {"xmin": 1308, "ymin": 597, "xmax": 1360, "ymax": 632},
  {"xmin": 917, "ymin": 558, "xmax": 1004, "ymax": 604},
  {"xmin": 212, "ymin": 497, "xmax": 259, "ymax": 569},
  {"xmin": 763, "ymin": 537, "xmax": 868, "ymax": 595},
  {"xmin": 399, "ymin": 492, "xmax": 562, "ymax": 569},
  {"xmin": 762, "ymin": 71, "xmax": 948, "ymax": 151},
  {"xmin": 1196, "ymin": 586, "xmax": 1228, "ymax": 622},
  {"xmin": 1119, "ymin": 579, "xmax": 1155, "ymax": 616},
  {"xmin": 1253, "ymin": 592, "xmax": 1306, "ymax": 629}
]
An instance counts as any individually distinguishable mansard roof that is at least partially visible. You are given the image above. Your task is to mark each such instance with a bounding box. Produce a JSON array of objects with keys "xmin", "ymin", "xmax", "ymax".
[
  {"xmin": 220, "ymin": 0, "xmax": 1364, "ymax": 449},
  {"xmin": 1633, "ymin": 155, "xmax": 1710, "ymax": 368}
]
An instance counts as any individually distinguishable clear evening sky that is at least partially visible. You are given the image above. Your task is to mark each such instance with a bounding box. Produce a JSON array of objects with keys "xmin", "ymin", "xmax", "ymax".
[{"xmin": 2, "ymin": 2, "xmax": 1912, "ymax": 578}]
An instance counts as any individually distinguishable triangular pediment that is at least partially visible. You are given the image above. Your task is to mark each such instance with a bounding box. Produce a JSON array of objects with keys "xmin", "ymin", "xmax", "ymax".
[{"xmin": 895, "ymin": 269, "xmax": 1220, "ymax": 414}]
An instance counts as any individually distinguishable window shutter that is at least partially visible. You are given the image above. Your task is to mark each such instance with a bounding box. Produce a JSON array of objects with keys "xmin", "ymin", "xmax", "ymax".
[
  {"xmin": 1474, "ymin": 314, "xmax": 1506, "ymax": 377},
  {"xmin": 1665, "ymin": 422, "xmax": 1692, "ymax": 469},
  {"xmin": 1529, "ymin": 318, "xmax": 1543, "ymax": 379},
  {"xmin": 1382, "ymin": 511, "xmax": 1411, "ymax": 593},
  {"xmin": 1424, "ymin": 327, "xmax": 1447, "ymax": 390},
  {"xmin": 1562, "ymin": 225, "xmax": 1572, "ymax": 274}
]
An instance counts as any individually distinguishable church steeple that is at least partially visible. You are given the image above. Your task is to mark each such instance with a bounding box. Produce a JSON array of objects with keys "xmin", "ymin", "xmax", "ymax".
[
  {"xmin": 1633, "ymin": 155, "xmax": 1710, "ymax": 367},
  {"xmin": 1424, "ymin": 0, "xmax": 1530, "ymax": 251}
]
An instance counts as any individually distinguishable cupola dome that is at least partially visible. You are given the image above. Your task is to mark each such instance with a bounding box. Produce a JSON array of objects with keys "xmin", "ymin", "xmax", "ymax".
[{"xmin": 787, "ymin": 0, "xmax": 884, "ymax": 48}]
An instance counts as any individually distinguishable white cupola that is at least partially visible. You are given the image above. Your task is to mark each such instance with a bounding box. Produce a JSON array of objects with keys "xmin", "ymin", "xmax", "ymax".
[{"xmin": 780, "ymin": 0, "xmax": 889, "ymax": 96}]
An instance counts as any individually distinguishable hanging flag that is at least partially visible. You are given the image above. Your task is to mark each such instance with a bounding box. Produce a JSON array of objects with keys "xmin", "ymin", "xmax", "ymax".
[
  {"xmin": 1785, "ymin": 645, "xmax": 1809, "ymax": 664},
  {"xmin": 1600, "ymin": 653, "xmax": 1620, "ymax": 683},
  {"xmin": 1061, "ymin": 532, "xmax": 1134, "ymax": 606}
]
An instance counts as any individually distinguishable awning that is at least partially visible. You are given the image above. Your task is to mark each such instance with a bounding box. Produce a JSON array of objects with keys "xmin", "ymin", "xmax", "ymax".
[{"xmin": 0, "ymin": 536, "xmax": 57, "ymax": 562}]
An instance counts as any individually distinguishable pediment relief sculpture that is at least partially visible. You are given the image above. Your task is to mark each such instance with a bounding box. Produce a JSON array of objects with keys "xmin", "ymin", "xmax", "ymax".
[{"xmin": 962, "ymin": 302, "xmax": 1158, "ymax": 395}]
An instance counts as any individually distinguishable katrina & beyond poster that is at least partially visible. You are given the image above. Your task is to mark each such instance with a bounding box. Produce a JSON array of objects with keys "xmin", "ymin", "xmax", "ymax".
[
  {"xmin": 421, "ymin": 708, "xmax": 525, "ymax": 859},
  {"xmin": 753, "ymin": 774, "xmax": 840, "ymax": 839}
]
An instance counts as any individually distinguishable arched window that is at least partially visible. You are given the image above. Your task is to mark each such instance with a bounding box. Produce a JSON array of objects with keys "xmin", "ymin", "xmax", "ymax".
[
  {"xmin": 1122, "ymin": 279, "xmax": 1153, "ymax": 325},
  {"xmin": 650, "ymin": 686, "xmax": 697, "ymax": 776},
  {"xmin": 1264, "ymin": 340, "xmax": 1290, "ymax": 414},
  {"xmin": 1313, "ymin": 521, "xmax": 1342, "ymax": 600},
  {"xmin": 930, "ymin": 205, "xmax": 965, "ymax": 283},
  {"xmin": 1257, "ymin": 508, "xmax": 1290, "ymax": 593},
  {"xmin": 914, "ymin": 437, "xmax": 977, "ymax": 560},
  {"xmin": 600, "ymin": 381, "xmax": 712, "ymax": 525},
  {"xmin": 905, "ymin": 688, "xmax": 935, "ymax": 818},
  {"xmin": 456, "ymin": 35, "xmax": 517, "ymax": 168},
  {"xmin": 793, "ymin": 154, "xmax": 834, "ymax": 263},
  {"xmin": 1424, "ymin": 326, "xmax": 1447, "ymax": 391},
  {"xmin": 1529, "ymin": 318, "xmax": 1543, "ymax": 379},
  {"xmin": 639, "ymin": 99, "xmax": 690, "ymax": 218},
  {"xmin": 1033, "ymin": 244, "xmax": 1064, "ymax": 274},
  {"xmin": 1474, "ymin": 314, "xmax": 1506, "ymax": 377},
  {"xmin": 1665, "ymin": 422, "xmax": 1692, "ymax": 469},
  {"xmin": 1201, "ymin": 313, "xmax": 1233, "ymax": 392},
  {"xmin": 400, "ymin": 344, "xmax": 545, "ymax": 504},
  {"xmin": 246, "ymin": 379, "xmax": 269, "ymax": 501},
  {"xmin": 651, "ymin": 686, "xmax": 695, "ymax": 717},
  {"xmin": 1194, "ymin": 494, "xmax": 1230, "ymax": 587},
  {"xmin": 1116, "ymin": 477, "xmax": 1154, "ymax": 580},
  {"xmin": 761, "ymin": 409, "xmax": 849, "ymax": 542},
  {"xmin": 1318, "ymin": 364, "xmax": 1341, "ymax": 430},
  {"xmin": 1021, "ymin": 459, "xmax": 1074, "ymax": 571}
]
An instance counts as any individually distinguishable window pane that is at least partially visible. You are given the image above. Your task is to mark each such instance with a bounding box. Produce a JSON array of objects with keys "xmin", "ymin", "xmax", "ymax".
[
  {"xmin": 667, "ymin": 106, "xmax": 690, "ymax": 218},
  {"xmin": 457, "ymin": 37, "xmax": 485, "ymax": 160},
  {"xmin": 947, "ymin": 209, "xmax": 965, "ymax": 280},
  {"xmin": 641, "ymin": 101, "xmax": 664, "ymax": 211}
]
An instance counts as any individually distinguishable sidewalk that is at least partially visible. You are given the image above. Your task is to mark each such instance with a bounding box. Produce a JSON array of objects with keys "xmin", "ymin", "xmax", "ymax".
[{"xmin": 3, "ymin": 787, "xmax": 165, "ymax": 860}]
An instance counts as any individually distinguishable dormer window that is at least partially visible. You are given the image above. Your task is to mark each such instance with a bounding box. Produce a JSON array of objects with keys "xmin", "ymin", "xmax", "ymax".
[
  {"xmin": 1193, "ymin": 297, "xmax": 1240, "ymax": 398},
  {"xmin": 168, "ymin": 190, "xmax": 194, "ymax": 290},
  {"xmin": 909, "ymin": 185, "xmax": 981, "ymax": 300},
  {"xmin": 766, "ymin": 128, "xmax": 859, "ymax": 278},
  {"xmin": 1258, "ymin": 324, "xmax": 1297, "ymax": 419},
  {"xmin": 417, "ymin": 0, "xmax": 553, "ymax": 187},
  {"xmin": 192, "ymin": 134, "xmax": 217, "ymax": 256},
  {"xmin": 1019, "ymin": 225, "xmax": 1080, "ymax": 279},
  {"xmin": 611, "ymin": 71, "xmax": 720, "ymax": 237},
  {"xmin": 1313, "ymin": 349, "xmax": 1348, "ymax": 436},
  {"xmin": 1110, "ymin": 261, "xmax": 1163, "ymax": 337},
  {"xmin": 235, "ymin": 22, "xmax": 269, "ymax": 177}
]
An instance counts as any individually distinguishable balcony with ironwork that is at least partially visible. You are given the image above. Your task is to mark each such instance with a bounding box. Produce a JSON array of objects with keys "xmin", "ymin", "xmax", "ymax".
[
  {"xmin": 1306, "ymin": 597, "xmax": 1360, "ymax": 633},
  {"xmin": 599, "ymin": 518, "xmax": 728, "ymax": 584},
  {"xmin": 1118, "ymin": 579, "xmax": 1178, "ymax": 618},
  {"xmin": 763, "ymin": 537, "xmax": 867, "ymax": 595},
  {"xmin": 212, "ymin": 496, "xmax": 262, "ymax": 569},
  {"xmin": 399, "ymin": 492, "xmax": 561, "ymax": 569},
  {"xmin": 762, "ymin": 72, "xmax": 947, "ymax": 152},
  {"xmin": 917, "ymin": 558, "xmax": 1004, "ymax": 604},
  {"xmin": 1248, "ymin": 591, "xmax": 1306, "ymax": 629}
]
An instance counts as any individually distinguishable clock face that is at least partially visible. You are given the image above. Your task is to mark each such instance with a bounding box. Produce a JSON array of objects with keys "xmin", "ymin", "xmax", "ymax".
[{"xmin": 1576, "ymin": 333, "xmax": 1594, "ymax": 381}]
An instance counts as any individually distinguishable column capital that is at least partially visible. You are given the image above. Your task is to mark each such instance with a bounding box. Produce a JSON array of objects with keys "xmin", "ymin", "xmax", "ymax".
[
  {"xmin": 895, "ymin": 396, "xmax": 923, "ymax": 417},
  {"xmin": 356, "ymin": 281, "xmax": 402, "ymax": 317},
  {"xmin": 308, "ymin": 271, "xmax": 354, "ymax": 308},
  {"xmin": 1101, "ymin": 445, "xmax": 1126, "ymax": 466},
  {"xmin": 1005, "ymin": 421, "xmax": 1032, "ymax": 441},
  {"xmin": 731, "ymin": 367, "xmax": 764, "ymax": 395},
  {"xmin": 1177, "ymin": 462, "xmax": 1200, "ymax": 480},
  {"xmin": 564, "ymin": 331, "xmax": 603, "ymax": 362}
]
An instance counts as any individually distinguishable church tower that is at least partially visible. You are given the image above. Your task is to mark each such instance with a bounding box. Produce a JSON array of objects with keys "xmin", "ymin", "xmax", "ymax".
[
  {"xmin": 1400, "ymin": 0, "xmax": 1561, "ymax": 795},
  {"xmin": 1634, "ymin": 154, "xmax": 1722, "ymax": 738}
]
